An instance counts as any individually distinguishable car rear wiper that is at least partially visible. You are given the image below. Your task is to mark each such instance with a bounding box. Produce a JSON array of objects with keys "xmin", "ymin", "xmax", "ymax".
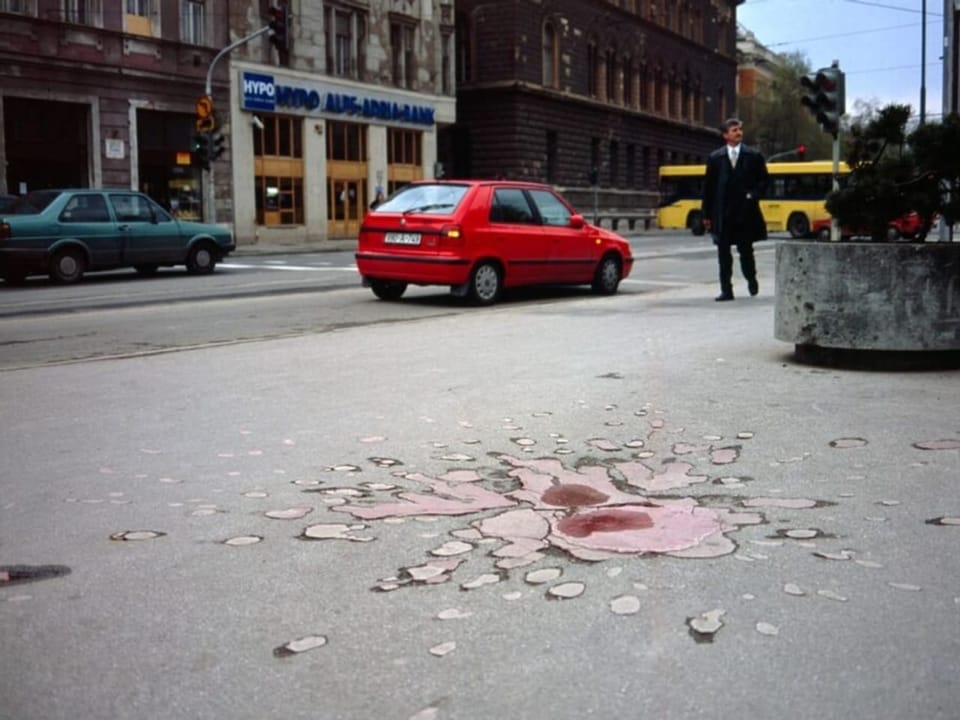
[{"xmin": 402, "ymin": 203, "xmax": 455, "ymax": 214}]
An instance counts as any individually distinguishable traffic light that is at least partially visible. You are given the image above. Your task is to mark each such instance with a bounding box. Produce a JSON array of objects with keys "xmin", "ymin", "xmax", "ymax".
[
  {"xmin": 268, "ymin": 4, "xmax": 289, "ymax": 52},
  {"xmin": 210, "ymin": 131, "xmax": 226, "ymax": 162},
  {"xmin": 192, "ymin": 131, "xmax": 210, "ymax": 169},
  {"xmin": 800, "ymin": 64, "xmax": 845, "ymax": 137}
]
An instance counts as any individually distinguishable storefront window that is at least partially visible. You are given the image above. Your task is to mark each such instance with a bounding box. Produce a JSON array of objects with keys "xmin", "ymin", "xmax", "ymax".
[
  {"xmin": 387, "ymin": 128, "xmax": 422, "ymax": 194},
  {"xmin": 254, "ymin": 115, "xmax": 304, "ymax": 225},
  {"xmin": 326, "ymin": 121, "xmax": 368, "ymax": 237}
]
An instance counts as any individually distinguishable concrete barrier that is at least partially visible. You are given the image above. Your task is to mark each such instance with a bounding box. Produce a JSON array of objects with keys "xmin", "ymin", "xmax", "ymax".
[{"xmin": 775, "ymin": 240, "xmax": 960, "ymax": 367}]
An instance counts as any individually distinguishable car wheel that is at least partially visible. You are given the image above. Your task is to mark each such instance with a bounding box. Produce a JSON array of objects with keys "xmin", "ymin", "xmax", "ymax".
[
  {"xmin": 591, "ymin": 254, "xmax": 621, "ymax": 295},
  {"xmin": 467, "ymin": 261, "xmax": 502, "ymax": 306},
  {"xmin": 370, "ymin": 280, "xmax": 407, "ymax": 300},
  {"xmin": 787, "ymin": 212, "xmax": 810, "ymax": 239},
  {"xmin": 49, "ymin": 247, "xmax": 86, "ymax": 284},
  {"xmin": 186, "ymin": 242, "xmax": 217, "ymax": 274},
  {"xmin": 688, "ymin": 211, "xmax": 706, "ymax": 236},
  {"xmin": 817, "ymin": 227, "xmax": 831, "ymax": 242},
  {"xmin": 135, "ymin": 264, "xmax": 159, "ymax": 277},
  {"xmin": 886, "ymin": 225, "xmax": 902, "ymax": 241}
]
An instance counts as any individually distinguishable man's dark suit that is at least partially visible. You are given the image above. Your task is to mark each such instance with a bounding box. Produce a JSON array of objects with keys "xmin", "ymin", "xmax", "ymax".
[{"xmin": 701, "ymin": 144, "xmax": 768, "ymax": 298}]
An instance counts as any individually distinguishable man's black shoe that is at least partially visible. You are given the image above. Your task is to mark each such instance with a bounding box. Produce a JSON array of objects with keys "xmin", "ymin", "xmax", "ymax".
[
  {"xmin": 715, "ymin": 293, "xmax": 735, "ymax": 302},
  {"xmin": 748, "ymin": 279, "xmax": 759, "ymax": 296}
]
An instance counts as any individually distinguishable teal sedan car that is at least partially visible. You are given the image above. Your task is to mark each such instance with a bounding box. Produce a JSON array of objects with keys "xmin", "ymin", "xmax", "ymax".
[{"xmin": 0, "ymin": 189, "xmax": 235, "ymax": 284}]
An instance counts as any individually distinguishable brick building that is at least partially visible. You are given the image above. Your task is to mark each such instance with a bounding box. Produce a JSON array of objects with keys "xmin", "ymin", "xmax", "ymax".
[
  {"xmin": 0, "ymin": 1, "xmax": 457, "ymax": 244},
  {"xmin": 451, "ymin": 0, "xmax": 742, "ymax": 218}
]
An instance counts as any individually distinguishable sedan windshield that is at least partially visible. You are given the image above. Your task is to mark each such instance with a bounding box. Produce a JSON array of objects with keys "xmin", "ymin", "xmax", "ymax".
[{"xmin": 374, "ymin": 184, "xmax": 469, "ymax": 215}]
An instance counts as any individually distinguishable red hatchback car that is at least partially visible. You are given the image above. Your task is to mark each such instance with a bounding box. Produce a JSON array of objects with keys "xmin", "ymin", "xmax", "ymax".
[{"xmin": 355, "ymin": 180, "xmax": 634, "ymax": 305}]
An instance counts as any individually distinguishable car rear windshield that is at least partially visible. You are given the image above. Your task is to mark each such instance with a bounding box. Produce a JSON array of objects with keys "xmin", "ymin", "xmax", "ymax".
[
  {"xmin": 373, "ymin": 184, "xmax": 469, "ymax": 215},
  {"xmin": 7, "ymin": 190, "xmax": 62, "ymax": 214}
]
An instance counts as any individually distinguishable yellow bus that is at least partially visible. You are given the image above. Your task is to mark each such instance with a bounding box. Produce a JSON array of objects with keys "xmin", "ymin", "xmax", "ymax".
[{"xmin": 657, "ymin": 160, "xmax": 851, "ymax": 238}]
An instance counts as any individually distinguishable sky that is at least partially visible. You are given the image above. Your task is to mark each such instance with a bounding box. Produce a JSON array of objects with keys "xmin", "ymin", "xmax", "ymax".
[{"xmin": 737, "ymin": 0, "xmax": 946, "ymax": 120}]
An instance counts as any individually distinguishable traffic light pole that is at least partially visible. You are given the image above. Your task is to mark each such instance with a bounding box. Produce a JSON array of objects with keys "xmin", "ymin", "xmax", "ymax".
[
  {"xmin": 831, "ymin": 133, "xmax": 841, "ymax": 242},
  {"xmin": 205, "ymin": 26, "xmax": 270, "ymax": 99},
  {"xmin": 200, "ymin": 25, "xmax": 271, "ymax": 223}
]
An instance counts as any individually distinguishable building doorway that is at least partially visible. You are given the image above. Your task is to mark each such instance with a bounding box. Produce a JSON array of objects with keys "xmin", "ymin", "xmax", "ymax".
[{"xmin": 137, "ymin": 109, "xmax": 204, "ymax": 220}]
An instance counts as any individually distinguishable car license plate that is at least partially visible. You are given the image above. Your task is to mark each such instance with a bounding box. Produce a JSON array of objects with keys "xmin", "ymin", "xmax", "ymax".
[{"xmin": 385, "ymin": 232, "xmax": 421, "ymax": 245}]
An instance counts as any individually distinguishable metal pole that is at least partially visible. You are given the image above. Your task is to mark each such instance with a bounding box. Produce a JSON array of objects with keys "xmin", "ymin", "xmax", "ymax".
[
  {"xmin": 921, "ymin": 0, "xmax": 927, "ymax": 124},
  {"xmin": 206, "ymin": 26, "xmax": 271, "ymax": 99},
  {"xmin": 202, "ymin": 25, "xmax": 271, "ymax": 223},
  {"xmin": 830, "ymin": 132, "xmax": 840, "ymax": 241}
]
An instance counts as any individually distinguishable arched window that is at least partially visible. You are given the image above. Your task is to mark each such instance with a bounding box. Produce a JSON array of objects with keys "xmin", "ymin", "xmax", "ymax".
[
  {"xmin": 639, "ymin": 64, "xmax": 650, "ymax": 110},
  {"xmin": 587, "ymin": 40, "xmax": 599, "ymax": 97},
  {"xmin": 605, "ymin": 48, "xmax": 617, "ymax": 103},
  {"xmin": 622, "ymin": 57, "xmax": 634, "ymax": 108},
  {"xmin": 542, "ymin": 22, "xmax": 558, "ymax": 88}
]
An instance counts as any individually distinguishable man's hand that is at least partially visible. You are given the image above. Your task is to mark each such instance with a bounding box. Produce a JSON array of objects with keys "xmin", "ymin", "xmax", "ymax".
[{"xmin": 702, "ymin": 218, "xmax": 712, "ymax": 232}]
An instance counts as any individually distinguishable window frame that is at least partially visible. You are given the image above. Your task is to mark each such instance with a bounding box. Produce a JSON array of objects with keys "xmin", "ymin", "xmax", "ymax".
[{"xmin": 180, "ymin": 0, "xmax": 205, "ymax": 46}]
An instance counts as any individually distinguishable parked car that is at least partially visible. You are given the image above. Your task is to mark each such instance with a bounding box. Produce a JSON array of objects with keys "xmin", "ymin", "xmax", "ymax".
[
  {"xmin": 0, "ymin": 189, "xmax": 235, "ymax": 284},
  {"xmin": 355, "ymin": 180, "xmax": 634, "ymax": 305},
  {"xmin": 812, "ymin": 212, "xmax": 926, "ymax": 242}
]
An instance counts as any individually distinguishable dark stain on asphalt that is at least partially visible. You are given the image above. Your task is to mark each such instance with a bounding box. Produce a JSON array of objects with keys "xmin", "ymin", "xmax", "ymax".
[{"xmin": 0, "ymin": 564, "xmax": 71, "ymax": 586}]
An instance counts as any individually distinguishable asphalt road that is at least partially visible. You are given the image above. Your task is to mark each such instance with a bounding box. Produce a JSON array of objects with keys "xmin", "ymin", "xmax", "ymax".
[
  {"xmin": 0, "ymin": 232, "xmax": 777, "ymax": 370},
  {"xmin": 5, "ymin": 233, "xmax": 954, "ymax": 720}
]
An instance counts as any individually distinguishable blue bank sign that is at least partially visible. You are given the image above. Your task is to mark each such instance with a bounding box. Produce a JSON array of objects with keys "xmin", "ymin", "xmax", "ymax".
[{"xmin": 241, "ymin": 71, "xmax": 435, "ymax": 126}]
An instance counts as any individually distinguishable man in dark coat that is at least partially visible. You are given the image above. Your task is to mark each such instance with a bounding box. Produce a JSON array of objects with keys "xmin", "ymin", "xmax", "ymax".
[{"xmin": 701, "ymin": 118, "xmax": 769, "ymax": 301}]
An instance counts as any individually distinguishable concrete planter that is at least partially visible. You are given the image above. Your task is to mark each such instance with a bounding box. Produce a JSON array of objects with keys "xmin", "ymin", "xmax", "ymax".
[{"xmin": 775, "ymin": 240, "xmax": 960, "ymax": 368}]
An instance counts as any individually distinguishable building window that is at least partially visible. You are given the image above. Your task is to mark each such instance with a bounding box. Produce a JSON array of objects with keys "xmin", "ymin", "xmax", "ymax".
[
  {"xmin": 587, "ymin": 41, "xmax": 599, "ymax": 98},
  {"xmin": 654, "ymin": 69, "xmax": 664, "ymax": 113},
  {"xmin": 626, "ymin": 143, "xmax": 636, "ymax": 187},
  {"xmin": 622, "ymin": 58, "xmax": 633, "ymax": 107},
  {"xmin": 542, "ymin": 22, "xmax": 558, "ymax": 89},
  {"xmin": 125, "ymin": 0, "xmax": 155, "ymax": 36},
  {"xmin": 63, "ymin": 0, "xmax": 101, "ymax": 24},
  {"xmin": 386, "ymin": 128, "xmax": 421, "ymax": 193},
  {"xmin": 0, "ymin": 0, "xmax": 29, "ymax": 12},
  {"xmin": 639, "ymin": 65, "xmax": 649, "ymax": 110},
  {"xmin": 325, "ymin": 5, "xmax": 367, "ymax": 79},
  {"xmin": 253, "ymin": 115, "xmax": 304, "ymax": 226},
  {"xmin": 181, "ymin": 0, "xmax": 204, "ymax": 46},
  {"xmin": 390, "ymin": 22, "xmax": 416, "ymax": 89},
  {"xmin": 327, "ymin": 121, "xmax": 366, "ymax": 163},
  {"xmin": 605, "ymin": 49, "xmax": 617, "ymax": 103},
  {"xmin": 441, "ymin": 31, "xmax": 453, "ymax": 94},
  {"xmin": 455, "ymin": 11, "xmax": 473, "ymax": 84}
]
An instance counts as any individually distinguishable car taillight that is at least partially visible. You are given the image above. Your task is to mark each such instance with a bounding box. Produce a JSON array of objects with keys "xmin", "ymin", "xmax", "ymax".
[
  {"xmin": 0, "ymin": 221, "xmax": 10, "ymax": 240},
  {"xmin": 440, "ymin": 224, "xmax": 462, "ymax": 241}
]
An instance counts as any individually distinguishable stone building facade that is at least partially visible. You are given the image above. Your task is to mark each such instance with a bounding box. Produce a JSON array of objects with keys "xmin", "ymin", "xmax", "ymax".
[
  {"xmin": 451, "ymin": 0, "xmax": 742, "ymax": 217},
  {"xmin": 0, "ymin": 0, "xmax": 457, "ymax": 244}
]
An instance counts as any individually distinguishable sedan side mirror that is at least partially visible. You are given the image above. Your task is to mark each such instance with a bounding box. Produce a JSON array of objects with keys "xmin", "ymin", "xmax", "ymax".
[{"xmin": 569, "ymin": 214, "xmax": 585, "ymax": 229}]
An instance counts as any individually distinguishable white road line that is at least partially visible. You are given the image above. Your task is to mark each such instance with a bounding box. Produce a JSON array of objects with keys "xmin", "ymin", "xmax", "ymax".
[
  {"xmin": 622, "ymin": 278, "xmax": 690, "ymax": 286},
  {"xmin": 220, "ymin": 263, "xmax": 358, "ymax": 272}
]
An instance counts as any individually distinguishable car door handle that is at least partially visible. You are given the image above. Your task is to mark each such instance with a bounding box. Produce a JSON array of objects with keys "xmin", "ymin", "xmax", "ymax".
[{"xmin": 117, "ymin": 224, "xmax": 130, "ymax": 231}]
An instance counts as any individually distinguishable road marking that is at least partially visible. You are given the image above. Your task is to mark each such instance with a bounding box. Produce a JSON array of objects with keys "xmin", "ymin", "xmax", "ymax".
[
  {"xmin": 220, "ymin": 263, "xmax": 358, "ymax": 272},
  {"xmin": 623, "ymin": 278, "xmax": 690, "ymax": 286}
]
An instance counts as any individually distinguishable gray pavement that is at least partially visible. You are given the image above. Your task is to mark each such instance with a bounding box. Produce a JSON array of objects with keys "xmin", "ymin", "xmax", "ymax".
[{"xmin": 1, "ymin": 274, "xmax": 958, "ymax": 719}]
